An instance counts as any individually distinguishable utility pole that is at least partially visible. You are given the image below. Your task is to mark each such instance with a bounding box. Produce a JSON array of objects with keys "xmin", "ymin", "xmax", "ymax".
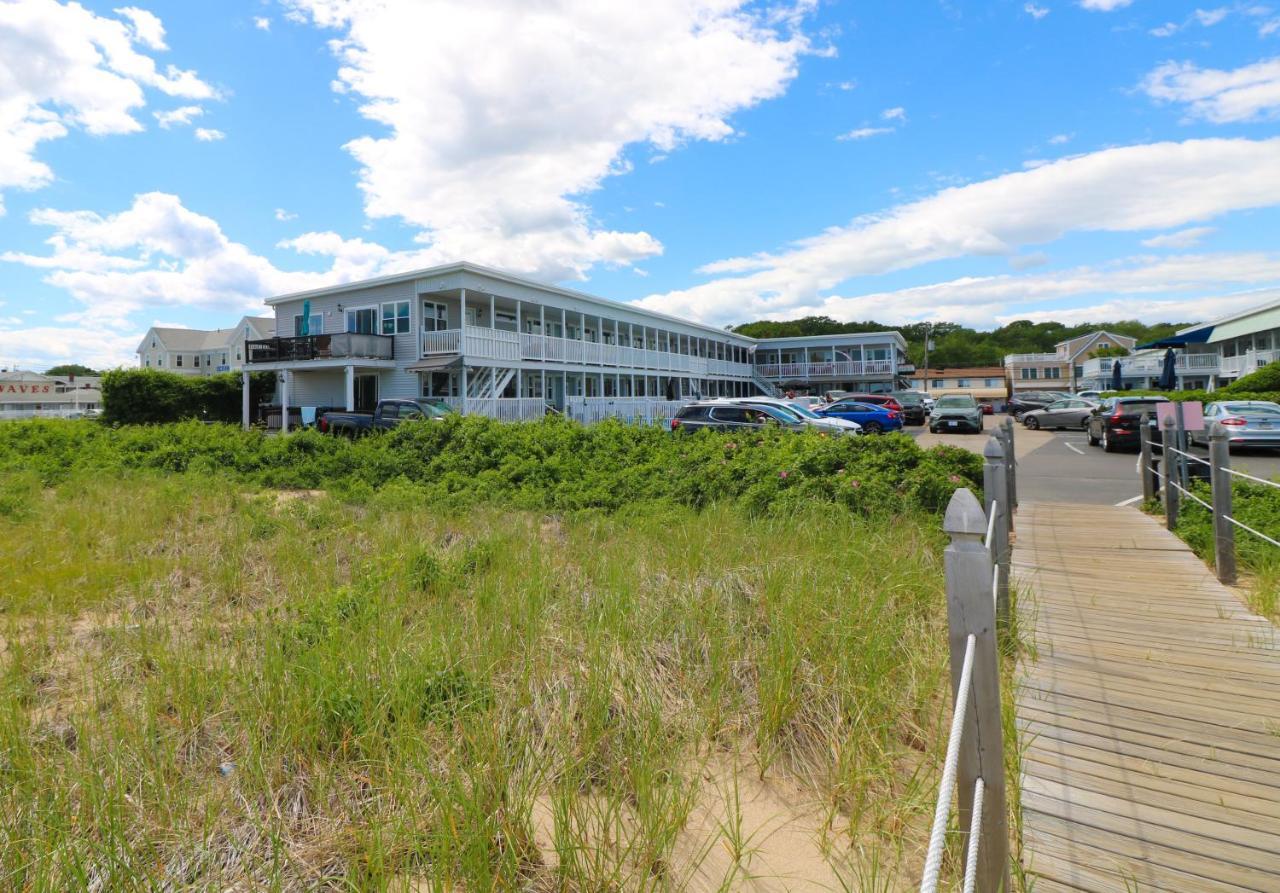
[{"xmin": 922, "ymin": 322, "xmax": 934, "ymax": 394}]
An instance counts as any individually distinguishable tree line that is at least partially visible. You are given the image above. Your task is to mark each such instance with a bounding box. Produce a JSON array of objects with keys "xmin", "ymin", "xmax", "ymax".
[{"xmin": 731, "ymin": 317, "xmax": 1191, "ymax": 367}]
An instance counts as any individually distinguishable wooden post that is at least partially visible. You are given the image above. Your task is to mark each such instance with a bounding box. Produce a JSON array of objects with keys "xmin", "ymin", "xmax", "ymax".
[
  {"xmin": 1001, "ymin": 415, "xmax": 1018, "ymax": 511},
  {"xmin": 241, "ymin": 370, "xmax": 251, "ymax": 431},
  {"xmin": 943, "ymin": 488, "xmax": 1011, "ymax": 893},
  {"xmin": 1140, "ymin": 413, "xmax": 1155, "ymax": 504},
  {"xmin": 983, "ymin": 436, "xmax": 1011, "ymax": 625},
  {"xmin": 1209, "ymin": 421, "xmax": 1237, "ymax": 585},
  {"xmin": 1162, "ymin": 415, "xmax": 1178, "ymax": 530},
  {"xmin": 280, "ymin": 370, "xmax": 290, "ymax": 434}
]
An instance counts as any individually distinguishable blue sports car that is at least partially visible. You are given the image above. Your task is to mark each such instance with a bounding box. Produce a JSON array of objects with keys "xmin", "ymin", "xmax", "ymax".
[{"xmin": 817, "ymin": 399, "xmax": 903, "ymax": 434}]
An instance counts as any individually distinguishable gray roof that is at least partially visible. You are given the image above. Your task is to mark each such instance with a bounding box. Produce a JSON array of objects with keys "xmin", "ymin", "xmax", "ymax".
[{"xmin": 142, "ymin": 316, "xmax": 274, "ymax": 353}]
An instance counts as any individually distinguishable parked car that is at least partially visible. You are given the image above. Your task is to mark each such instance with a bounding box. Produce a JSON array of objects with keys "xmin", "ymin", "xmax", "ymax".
[
  {"xmin": 817, "ymin": 399, "xmax": 903, "ymax": 434},
  {"xmin": 929, "ymin": 394, "xmax": 984, "ymax": 434},
  {"xmin": 979, "ymin": 402, "xmax": 995, "ymax": 415},
  {"xmin": 318, "ymin": 398, "xmax": 451, "ymax": 435},
  {"xmin": 1076, "ymin": 390, "xmax": 1103, "ymax": 401},
  {"xmin": 670, "ymin": 402, "xmax": 807, "ymax": 434},
  {"xmin": 1021, "ymin": 397, "xmax": 1098, "ymax": 431},
  {"xmin": 1007, "ymin": 391, "xmax": 1065, "ymax": 420},
  {"xmin": 1086, "ymin": 396, "xmax": 1170, "ymax": 452},
  {"xmin": 822, "ymin": 389, "xmax": 851, "ymax": 403},
  {"xmin": 790, "ymin": 395, "xmax": 826, "ymax": 412},
  {"xmin": 888, "ymin": 391, "xmax": 929, "ymax": 426},
  {"xmin": 1190, "ymin": 401, "xmax": 1280, "ymax": 450},
  {"xmin": 716, "ymin": 397, "xmax": 860, "ymax": 435}
]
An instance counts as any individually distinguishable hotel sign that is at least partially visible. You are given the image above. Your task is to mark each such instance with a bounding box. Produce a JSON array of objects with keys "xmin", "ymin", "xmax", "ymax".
[{"xmin": 2, "ymin": 384, "xmax": 54, "ymax": 394}]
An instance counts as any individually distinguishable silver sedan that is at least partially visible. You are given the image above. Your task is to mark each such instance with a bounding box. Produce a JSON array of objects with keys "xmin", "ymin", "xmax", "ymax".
[
  {"xmin": 1021, "ymin": 398, "xmax": 1097, "ymax": 431},
  {"xmin": 1191, "ymin": 401, "xmax": 1280, "ymax": 449}
]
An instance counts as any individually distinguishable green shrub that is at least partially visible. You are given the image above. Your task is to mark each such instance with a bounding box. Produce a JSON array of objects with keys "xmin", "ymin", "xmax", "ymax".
[{"xmin": 100, "ymin": 369, "xmax": 276, "ymax": 424}]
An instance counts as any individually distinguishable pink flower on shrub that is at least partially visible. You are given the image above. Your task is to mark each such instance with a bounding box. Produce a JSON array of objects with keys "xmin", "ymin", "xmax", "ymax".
[
  {"xmin": 850, "ymin": 479, "xmax": 861, "ymax": 489},
  {"xmin": 949, "ymin": 474, "xmax": 963, "ymax": 483},
  {"xmin": 779, "ymin": 471, "xmax": 789, "ymax": 479},
  {"xmin": 726, "ymin": 442, "xmax": 737, "ymax": 450}
]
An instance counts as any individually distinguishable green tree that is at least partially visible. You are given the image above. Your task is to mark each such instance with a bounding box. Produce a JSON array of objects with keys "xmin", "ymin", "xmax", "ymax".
[{"xmin": 44, "ymin": 363, "xmax": 100, "ymax": 377}]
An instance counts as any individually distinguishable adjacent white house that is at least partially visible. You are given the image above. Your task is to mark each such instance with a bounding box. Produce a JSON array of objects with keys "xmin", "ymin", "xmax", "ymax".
[
  {"xmin": 137, "ymin": 316, "xmax": 275, "ymax": 375},
  {"xmin": 1004, "ymin": 330, "xmax": 1138, "ymax": 394},
  {"xmin": 0, "ymin": 370, "xmax": 102, "ymax": 419},
  {"xmin": 239, "ymin": 262, "xmax": 912, "ymax": 429}
]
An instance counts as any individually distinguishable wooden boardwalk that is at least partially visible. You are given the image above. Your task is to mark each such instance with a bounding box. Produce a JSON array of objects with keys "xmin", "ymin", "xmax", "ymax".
[{"xmin": 1013, "ymin": 502, "xmax": 1280, "ymax": 893}]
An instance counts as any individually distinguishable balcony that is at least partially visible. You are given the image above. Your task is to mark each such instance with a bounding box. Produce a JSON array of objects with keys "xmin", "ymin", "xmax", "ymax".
[
  {"xmin": 421, "ymin": 325, "xmax": 752, "ymax": 375},
  {"xmin": 246, "ymin": 333, "xmax": 393, "ymax": 363},
  {"xmin": 754, "ymin": 359, "xmax": 894, "ymax": 380},
  {"xmin": 1005, "ymin": 352, "xmax": 1059, "ymax": 365},
  {"xmin": 1220, "ymin": 350, "xmax": 1276, "ymax": 378},
  {"xmin": 1079, "ymin": 351, "xmax": 1222, "ymax": 382}
]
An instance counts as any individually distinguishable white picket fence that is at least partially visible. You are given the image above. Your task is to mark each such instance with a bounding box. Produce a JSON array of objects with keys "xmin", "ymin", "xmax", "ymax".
[{"xmin": 564, "ymin": 397, "xmax": 687, "ymax": 425}]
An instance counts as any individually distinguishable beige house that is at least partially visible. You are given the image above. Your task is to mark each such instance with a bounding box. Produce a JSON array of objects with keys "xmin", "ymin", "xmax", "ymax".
[
  {"xmin": 137, "ymin": 316, "xmax": 275, "ymax": 375},
  {"xmin": 1004, "ymin": 330, "xmax": 1137, "ymax": 393},
  {"xmin": 905, "ymin": 366, "xmax": 1008, "ymax": 408}
]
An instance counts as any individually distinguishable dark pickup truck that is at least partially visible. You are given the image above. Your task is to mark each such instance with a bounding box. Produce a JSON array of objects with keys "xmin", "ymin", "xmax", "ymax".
[{"xmin": 318, "ymin": 398, "xmax": 451, "ymax": 435}]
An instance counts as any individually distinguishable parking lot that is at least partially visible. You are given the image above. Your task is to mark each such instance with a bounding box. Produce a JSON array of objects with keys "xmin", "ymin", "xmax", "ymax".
[{"xmin": 911, "ymin": 414, "xmax": 1280, "ymax": 505}]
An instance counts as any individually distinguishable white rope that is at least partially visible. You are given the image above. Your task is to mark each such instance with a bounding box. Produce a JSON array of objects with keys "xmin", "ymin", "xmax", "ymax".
[
  {"xmin": 920, "ymin": 633, "xmax": 976, "ymax": 893},
  {"xmin": 1223, "ymin": 466, "xmax": 1280, "ymax": 490},
  {"xmin": 1163, "ymin": 445, "xmax": 1210, "ymax": 466},
  {"xmin": 962, "ymin": 777, "xmax": 985, "ymax": 893},
  {"xmin": 1169, "ymin": 480, "xmax": 1213, "ymax": 512},
  {"xmin": 984, "ymin": 501, "xmax": 998, "ymax": 553},
  {"xmin": 992, "ymin": 564, "xmax": 999, "ymax": 613},
  {"xmin": 1224, "ymin": 515, "xmax": 1280, "ymax": 550}
]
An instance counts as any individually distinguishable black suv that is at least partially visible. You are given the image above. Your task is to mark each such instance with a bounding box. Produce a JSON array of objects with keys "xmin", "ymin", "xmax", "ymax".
[
  {"xmin": 670, "ymin": 402, "xmax": 805, "ymax": 434},
  {"xmin": 888, "ymin": 391, "xmax": 928, "ymax": 426},
  {"xmin": 1007, "ymin": 391, "xmax": 1067, "ymax": 420},
  {"xmin": 1086, "ymin": 396, "xmax": 1169, "ymax": 452}
]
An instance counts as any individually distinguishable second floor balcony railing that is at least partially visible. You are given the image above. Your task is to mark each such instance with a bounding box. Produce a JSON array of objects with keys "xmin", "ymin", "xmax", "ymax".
[
  {"xmin": 246, "ymin": 333, "xmax": 393, "ymax": 363},
  {"xmin": 754, "ymin": 359, "xmax": 894, "ymax": 379},
  {"xmin": 421, "ymin": 325, "xmax": 753, "ymax": 375},
  {"xmin": 1080, "ymin": 351, "xmax": 1221, "ymax": 379}
]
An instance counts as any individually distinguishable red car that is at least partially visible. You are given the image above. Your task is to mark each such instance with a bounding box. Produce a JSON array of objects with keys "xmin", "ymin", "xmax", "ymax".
[{"xmin": 980, "ymin": 402, "xmax": 995, "ymax": 415}]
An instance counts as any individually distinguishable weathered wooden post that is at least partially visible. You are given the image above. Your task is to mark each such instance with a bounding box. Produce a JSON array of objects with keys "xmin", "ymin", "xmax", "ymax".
[
  {"xmin": 1139, "ymin": 413, "xmax": 1155, "ymax": 504},
  {"xmin": 1162, "ymin": 415, "xmax": 1178, "ymax": 530},
  {"xmin": 1001, "ymin": 415, "xmax": 1018, "ymax": 511},
  {"xmin": 1209, "ymin": 421, "xmax": 1237, "ymax": 585},
  {"xmin": 983, "ymin": 436, "xmax": 1011, "ymax": 625},
  {"xmin": 943, "ymin": 489, "xmax": 1011, "ymax": 892}
]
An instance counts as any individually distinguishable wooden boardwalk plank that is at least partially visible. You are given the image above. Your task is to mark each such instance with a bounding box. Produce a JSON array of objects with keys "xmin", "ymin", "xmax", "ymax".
[{"xmin": 1015, "ymin": 502, "xmax": 1280, "ymax": 893}]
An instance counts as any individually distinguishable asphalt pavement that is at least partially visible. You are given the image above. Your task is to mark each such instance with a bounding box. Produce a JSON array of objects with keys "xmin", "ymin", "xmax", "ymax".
[{"xmin": 908, "ymin": 414, "xmax": 1280, "ymax": 506}]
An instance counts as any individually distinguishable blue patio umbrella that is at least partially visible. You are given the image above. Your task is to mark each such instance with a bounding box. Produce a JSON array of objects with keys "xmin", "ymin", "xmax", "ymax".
[
  {"xmin": 1157, "ymin": 348, "xmax": 1177, "ymax": 390},
  {"xmin": 1110, "ymin": 360, "xmax": 1122, "ymax": 391},
  {"xmin": 299, "ymin": 299, "xmax": 311, "ymax": 336}
]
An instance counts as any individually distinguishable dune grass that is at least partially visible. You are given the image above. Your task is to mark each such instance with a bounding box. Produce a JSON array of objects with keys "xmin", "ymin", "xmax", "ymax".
[{"xmin": 0, "ymin": 468, "xmax": 970, "ymax": 890}]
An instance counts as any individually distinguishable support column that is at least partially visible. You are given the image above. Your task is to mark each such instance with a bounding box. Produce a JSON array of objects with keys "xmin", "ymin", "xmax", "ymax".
[
  {"xmin": 345, "ymin": 365, "xmax": 355, "ymax": 411},
  {"xmin": 241, "ymin": 370, "xmax": 251, "ymax": 430},
  {"xmin": 489, "ymin": 293, "xmax": 495, "ymax": 329},
  {"xmin": 280, "ymin": 370, "xmax": 291, "ymax": 434}
]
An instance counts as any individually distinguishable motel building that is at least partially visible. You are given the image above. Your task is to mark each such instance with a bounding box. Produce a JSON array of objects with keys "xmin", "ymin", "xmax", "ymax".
[
  {"xmin": 0, "ymin": 371, "xmax": 102, "ymax": 420},
  {"xmin": 238, "ymin": 262, "xmax": 912, "ymax": 428}
]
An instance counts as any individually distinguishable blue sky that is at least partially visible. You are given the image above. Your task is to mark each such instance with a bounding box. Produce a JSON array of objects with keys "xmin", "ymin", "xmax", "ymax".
[{"xmin": 3, "ymin": 0, "xmax": 1280, "ymax": 369}]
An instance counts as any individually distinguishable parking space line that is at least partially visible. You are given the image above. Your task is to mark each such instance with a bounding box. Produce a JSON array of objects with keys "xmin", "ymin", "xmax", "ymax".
[
  {"xmin": 1064, "ymin": 442, "xmax": 1084, "ymax": 455},
  {"xmin": 1114, "ymin": 494, "xmax": 1143, "ymax": 507}
]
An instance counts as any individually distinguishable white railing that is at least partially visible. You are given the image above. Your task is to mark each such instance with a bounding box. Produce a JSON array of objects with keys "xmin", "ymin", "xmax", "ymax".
[
  {"xmin": 421, "ymin": 329, "xmax": 462, "ymax": 355},
  {"xmin": 463, "ymin": 325, "xmax": 520, "ymax": 362},
  {"xmin": 1220, "ymin": 350, "xmax": 1277, "ymax": 378},
  {"xmin": 754, "ymin": 359, "xmax": 894, "ymax": 380},
  {"xmin": 442, "ymin": 396, "xmax": 548, "ymax": 421},
  {"xmin": 1005, "ymin": 352, "xmax": 1059, "ymax": 364},
  {"xmin": 564, "ymin": 397, "xmax": 688, "ymax": 425},
  {"xmin": 0, "ymin": 408, "xmax": 98, "ymax": 421},
  {"xmin": 1081, "ymin": 351, "xmax": 1224, "ymax": 382}
]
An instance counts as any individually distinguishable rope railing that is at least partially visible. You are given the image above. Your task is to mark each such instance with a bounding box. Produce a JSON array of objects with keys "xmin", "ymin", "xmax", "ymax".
[
  {"xmin": 1141, "ymin": 416, "xmax": 1280, "ymax": 585},
  {"xmin": 920, "ymin": 441, "xmax": 1013, "ymax": 892}
]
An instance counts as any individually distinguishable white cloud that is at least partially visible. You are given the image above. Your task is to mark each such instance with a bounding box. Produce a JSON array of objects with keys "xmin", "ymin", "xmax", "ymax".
[
  {"xmin": 838, "ymin": 126, "xmax": 893, "ymax": 140},
  {"xmin": 1150, "ymin": 22, "xmax": 1180, "ymax": 36},
  {"xmin": 638, "ymin": 137, "xmax": 1280, "ymax": 325},
  {"xmin": 274, "ymin": 208, "xmax": 298, "ymax": 221},
  {"xmin": 0, "ymin": 0, "xmax": 215, "ymax": 212},
  {"xmin": 194, "ymin": 127, "xmax": 225, "ymax": 142},
  {"xmin": 1141, "ymin": 225, "xmax": 1215, "ymax": 248},
  {"xmin": 281, "ymin": 0, "xmax": 814, "ymax": 281},
  {"xmin": 1263, "ymin": 17, "xmax": 1280, "ymax": 36},
  {"xmin": 1048, "ymin": 133, "xmax": 1073, "ymax": 144},
  {"xmin": 745, "ymin": 253, "xmax": 1280, "ymax": 329},
  {"xmin": 1194, "ymin": 7, "xmax": 1229, "ymax": 26},
  {"xmin": 881, "ymin": 106, "xmax": 907, "ymax": 121},
  {"xmin": 253, "ymin": 16, "xmax": 271, "ymax": 31},
  {"xmin": 0, "ymin": 324, "xmax": 146, "ymax": 371},
  {"xmin": 154, "ymin": 105, "xmax": 203, "ymax": 128},
  {"xmin": 1024, "ymin": 3, "xmax": 1050, "ymax": 19},
  {"xmin": 1143, "ymin": 58, "xmax": 1280, "ymax": 123},
  {"xmin": 1079, "ymin": 0, "xmax": 1132, "ymax": 10}
]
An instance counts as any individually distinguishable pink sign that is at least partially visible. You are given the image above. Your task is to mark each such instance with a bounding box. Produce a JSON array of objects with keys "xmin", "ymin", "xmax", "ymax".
[{"xmin": 1156, "ymin": 401, "xmax": 1204, "ymax": 431}]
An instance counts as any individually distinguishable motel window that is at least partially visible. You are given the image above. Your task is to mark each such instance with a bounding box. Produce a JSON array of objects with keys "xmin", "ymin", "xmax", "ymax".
[
  {"xmin": 1073, "ymin": 365, "xmax": 1084, "ymax": 379},
  {"xmin": 931, "ymin": 379, "xmax": 943, "ymax": 388},
  {"xmin": 381, "ymin": 301, "xmax": 411, "ymax": 335},
  {"xmin": 176, "ymin": 355, "xmax": 183, "ymax": 367},
  {"xmin": 194, "ymin": 355, "xmax": 200, "ymax": 368},
  {"xmin": 346, "ymin": 307, "xmax": 379, "ymax": 334},
  {"xmin": 1098, "ymin": 341, "xmax": 1109, "ymax": 350},
  {"xmin": 422, "ymin": 301, "xmax": 448, "ymax": 332},
  {"xmin": 1045, "ymin": 367, "xmax": 1061, "ymax": 379},
  {"xmin": 1020, "ymin": 368, "xmax": 1037, "ymax": 380},
  {"xmin": 957, "ymin": 379, "xmax": 970, "ymax": 388},
  {"xmin": 294, "ymin": 313, "xmax": 323, "ymax": 336},
  {"xmin": 145, "ymin": 359, "xmax": 150, "ymax": 367}
]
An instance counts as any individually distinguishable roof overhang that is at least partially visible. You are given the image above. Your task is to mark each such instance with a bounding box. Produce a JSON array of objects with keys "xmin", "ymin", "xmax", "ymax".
[
  {"xmin": 1137, "ymin": 327, "xmax": 1214, "ymax": 349},
  {"xmin": 405, "ymin": 356, "xmax": 463, "ymax": 373}
]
